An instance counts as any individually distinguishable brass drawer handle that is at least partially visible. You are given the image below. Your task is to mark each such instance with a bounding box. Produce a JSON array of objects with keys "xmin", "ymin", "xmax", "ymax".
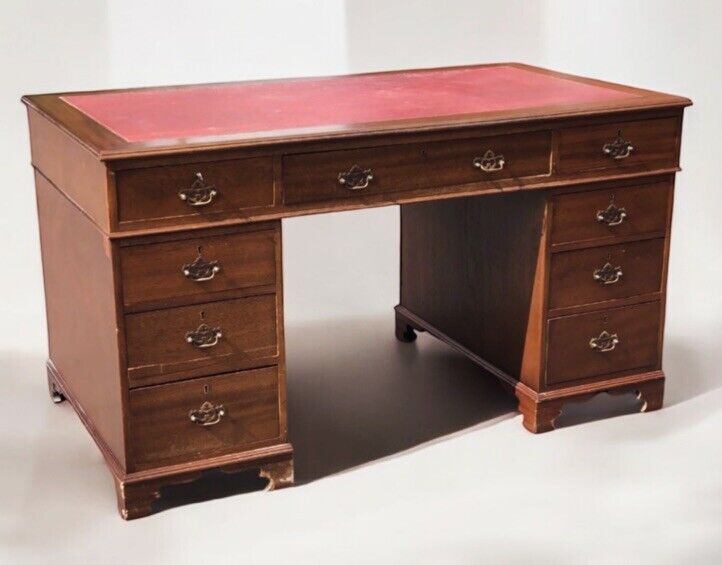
[
  {"xmin": 596, "ymin": 202, "xmax": 627, "ymax": 226},
  {"xmin": 593, "ymin": 262, "xmax": 623, "ymax": 285},
  {"xmin": 185, "ymin": 323, "xmax": 222, "ymax": 348},
  {"xmin": 178, "ymin": 172, "xmax": 218, "ymax": 206},
  {"xmin": 189, "ymin": 400, "xmax": 226, "ymax": 426},
  {"xmin": 589, "ymin": 330, "xmax": 619, "ymax": 352},
  {"xmin": 338, "ymin": 165, "xmax": 373, "ymax": 190},
  {"xmin": 182, "ymin": 253, "xmax": 221, "ymax": 282},
  {"xmin": 473, "ymin": 149, "xmax": 505, "ymax": 172},
  {"xmin": 602, "ymin": 131, "xmax": 634, "ymax": 160}
]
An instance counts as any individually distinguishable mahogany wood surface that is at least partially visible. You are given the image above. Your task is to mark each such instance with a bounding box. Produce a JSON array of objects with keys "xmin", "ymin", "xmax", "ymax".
[
  {"xmin": 283, "ymin": 130, "xmax": 551, "ymax": 205},
  {"xmin": 125, "ymin": 294, "xmax": 279, "ymax": 387},
  {"xmin": 545, "ymin": 301, "xmax": 661, "ymax": 386},
  {"xmin": 24, "ymin": 63, "xmax": 690, "ymax": 518},
  {"xmin": 550, "ymin": 178, "xmax": 672, "ymax": 245},
  {"xmin": 128, "ymin": 366, "xmax": 281, "ymax": 471},
  {"xmin": 120, "ymin": 225, "xmax": 277, "ymax": 312},
  {"xmin": 557, "ymin": 116, "xmax": 681, "ymax": 175},
  {"xmin": 36, "ymin": 173, "xmax": 126, "ymax": 468},
  {"xmin": 117, "ymin": 156, "xmax": 274, "ymax": 226},
  {"xmin": 400, "ymin": 191, "xmax": 547, "ymax": 378},
  {"xmin": 548, "ymin": 238, "xmax": 665, "ymax": 311}
]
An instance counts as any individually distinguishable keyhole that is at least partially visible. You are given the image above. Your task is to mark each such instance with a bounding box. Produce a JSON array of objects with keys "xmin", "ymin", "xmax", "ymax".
[
  {"xmin": 203, "ymin": 384, "xmax": 210, "ymax": 395},
  {"xmin": 197, "ymin": 245, "xmax": 203, "ymax": 256},
  {"xmin": 200, "ymin": 310, "xmax": 205, "ymax": 321},
  {"xmin": 420, "ymin": 148, "xmax": 428, "ymax": 159}
]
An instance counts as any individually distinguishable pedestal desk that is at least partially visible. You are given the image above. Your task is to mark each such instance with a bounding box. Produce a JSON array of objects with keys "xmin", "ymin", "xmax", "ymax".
[{"xmin": 23, "ymin": 64, "xmax": 691, "ymax": 519}]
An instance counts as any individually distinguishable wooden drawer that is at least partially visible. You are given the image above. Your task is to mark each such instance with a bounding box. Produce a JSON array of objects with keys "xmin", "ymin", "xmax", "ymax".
[
  {"xmin": 116, "ymin": 157, "xmax": 274, "ymax": 226},
  {"xmin": 549, "ymin": 238, "xmax": 665, "ymax": 311},
  {"xmin": 125, "ymin": 294, "xmax": 279, "ymax": 387},
  {"xmin": 129, "ymin": 366, "xmax": 280, "ymax": 470},
  {"xmin": 551, "ymin": 180, "xmax": 671, "ymax": 245},
  {"xmin": 120, "ymin": 226, "xmax": 278, "ymax": 312},
  {"xmin": 545, "ymin": 301, "xmax": 661, "ymax": 386},
  {"xmin": 557, "ymin": 117, "xmax": 679, "ymax": 175},
  {"xmin": 283, "ymin": 131, "xmax": 551, "ymax": 205}
]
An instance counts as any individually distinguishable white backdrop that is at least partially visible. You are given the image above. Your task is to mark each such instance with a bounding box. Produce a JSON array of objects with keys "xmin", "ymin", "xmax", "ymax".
[{"xmin": 1, "ymin": 2, "xmax": 721, "ymax": 562}]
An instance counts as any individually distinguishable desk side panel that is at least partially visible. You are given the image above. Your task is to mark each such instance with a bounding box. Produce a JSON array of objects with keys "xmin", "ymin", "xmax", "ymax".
[
  {"xmin": 28, "ymin": 108, "xmax": 110, "ymax": 232},
  {"xmin": 36, "ymin": 173, "xmax": 126, "ymax": 469},
  {"xmin": 399, "ymin": 192, "xmax": 546, "ymax": 378}
]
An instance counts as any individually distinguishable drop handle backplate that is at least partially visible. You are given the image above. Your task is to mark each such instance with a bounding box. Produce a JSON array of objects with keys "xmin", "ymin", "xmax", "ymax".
[
  {"xmin": 596, "ymin": 202, "xmax": 627, "ymax": 226},
  {"xmin": 593, "ymin": 262, "xmax": 623, "ymax": 285},
  {"xmin": 589, "ymin": 330, "xmax": 619, "ymax": 352},
  {"xmin": 473, "ymin": 150, "xmax": 505, "ymax": 172},
  {"xmin": 178, "ymin": 172, "xmax": 218, "ymax": 206},
  {"xmin": 185, "ymin": 323, "xmax": 223, "ymax": 348},
  {"xmin": 338, "ymin": 165, "xmax": 373, "ymax": 190},
  {"xmin": 189, "ymin": 400, "xmax": 225, "ymax": 426},
  {"xmin": 602, "ymin": 131, "xmax": 634, "ymax": 159},
  {"xmin": 182, "ymin": 254, "xmax": 221, "ymax": 282}
]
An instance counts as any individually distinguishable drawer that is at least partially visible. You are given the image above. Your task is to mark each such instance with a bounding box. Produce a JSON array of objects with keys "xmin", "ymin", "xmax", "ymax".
[
  {"xmin": 545, "ymin": 301, "xmax": 661, "ymax": 386},
  {"xmin": 129, "ymin": 366, "xmax": 280, "ymax": 469},
  {"xmin": 283, "ymin": 131, "xmax": 551, "ymax": 205},
  {"xmin": 117, "ymin": 157, "xmax": 274, "ymax": 226},
  {"xmin": 551, "ymin": 180, "xmax": 670, "ymax": 245},
  {"xmin": 120, "ymin": 226, "xmax": 278, "ymax": 312},
  {"xmin": 548, "ymin": 238, "xmax": 665, "ymax": 311},
  {"xmin": 125, "ymin": 294, "xmax": 279, "ymax": 387},
  {"xmin": 557, "ymin": 117, "xmax": 679, "ymax": 175}
]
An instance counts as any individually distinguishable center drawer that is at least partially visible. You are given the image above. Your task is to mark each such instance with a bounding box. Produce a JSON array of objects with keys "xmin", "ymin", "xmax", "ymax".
[
  {"xmin": 128, "ymin": 366, "xmax": 281, "ymax": 470},
  {"xmin": 283, "ymin": 131, "xmax": 551, "ymax": 205},
  {"xmin": 125, "ymin": 294, "xmax": 279, "ymax": 387}
]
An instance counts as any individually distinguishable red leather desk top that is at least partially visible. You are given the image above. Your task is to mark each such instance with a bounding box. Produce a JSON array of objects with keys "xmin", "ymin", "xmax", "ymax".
[{"xmin": 61, "ymin": 65, "xmax": 641, "ymax": 143}]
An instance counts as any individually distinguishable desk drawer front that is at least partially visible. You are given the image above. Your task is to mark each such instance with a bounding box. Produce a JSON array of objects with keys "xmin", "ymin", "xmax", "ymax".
[
  {"xmin": 117, "ymin": 157, "xmax": 274, "ymax": 226},
  {"xmin": 129, "ymin": 366, "xmax": 280, "ymax": 469},
  {"xmin": 126, "ymin": 294, "xmax": 279, "ymax": 387},
  {"xmin": 283, "ymin": 131, "xmax": 551, "ymax": 205},
  {"xmin": 548, "ymin": 238, "xmax": 665, "ymax": 311},
  {"xmin": 545, "ymin": 301, "xmax": 661, "ymax": 386},
  {"xmin": 557, "ymin": 117, "xmax": 679, "ymax": 175},
  {"xmin": 551, "ymin": 181, "xmax": 670, "ymax": 245},
  {"xmin": 121, "ymin": 227, "xmax": 277, "ymax": 312}
]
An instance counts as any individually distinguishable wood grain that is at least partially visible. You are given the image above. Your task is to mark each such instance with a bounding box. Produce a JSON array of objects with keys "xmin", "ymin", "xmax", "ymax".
[
  {"xmin": 125, "ymin": 294, "xmax": 279, "ymax": 387},
  {"xmin": 557, "ymin": 117, "xmax": 680, "ymax": 175},
  {"xmin": 545, "ymin": 301, "xmax": 661, "ymax": 386},
  {"xmin": 117, "ymin": 156, "xmax": 274, "ymax": 228},
  {"xmin": 400, "ymin": 191, "xmax": 546, "ymax": 378},
  {"xmin": 551, "ymin": 179, "xmax": 671, "ymax": 245},
  {"xmin": 35, "ymin": 172, "xmax": 127, "ymax": 468},
  {"xmin": 128, "ymin": 367, "xmax": 280, "ymax": 471},
  {"xmin": 120, "ymin": 225, "xmax": 277, "ymax": 312},
  {"xmin": 283, "ymin": 131, "xmax": 551, "ymax": 205},
  {"xmin": 548, "ymin": 238, "xmax": 665, "ymax": 311}
]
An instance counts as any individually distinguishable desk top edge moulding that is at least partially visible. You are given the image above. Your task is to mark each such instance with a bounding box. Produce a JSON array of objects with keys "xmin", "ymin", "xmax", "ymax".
[
  {"xmin": 24, "ymin": 63, "xmax": 690, "ymax": 519},
  {"xmin": 23, "ymin": 63, "xmax": 691, "ymax": 159}
]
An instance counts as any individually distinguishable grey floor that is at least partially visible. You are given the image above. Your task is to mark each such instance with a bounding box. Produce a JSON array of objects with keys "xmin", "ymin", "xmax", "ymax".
[{"xmin": 1, "ymin": 313, "xmax": 720, "ymax": 564}]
